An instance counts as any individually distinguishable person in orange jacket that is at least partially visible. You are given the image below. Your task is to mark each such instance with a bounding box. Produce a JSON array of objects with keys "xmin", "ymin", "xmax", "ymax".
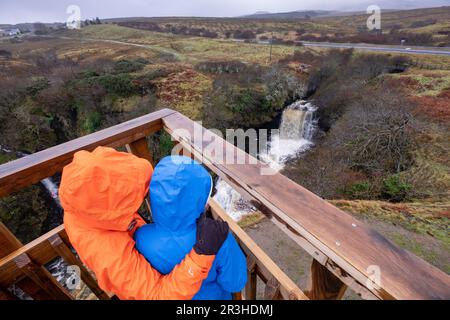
[{"xmin": 59, "ymin": 146, "xmax": 229, "ymax": 300}]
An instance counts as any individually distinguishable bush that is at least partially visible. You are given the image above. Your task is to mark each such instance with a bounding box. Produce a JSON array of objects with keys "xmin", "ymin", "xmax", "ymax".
[
  {"xmin": 382, "ymin": 175, "xmax": 412, "ymax": 202},
  {"xmin": 83, "ymin": 111, "xmax": 102, "ymax": 133},
  {"xmin": 26, "ymin": 77, "xmax": 50, "ymax": 96},
  {"xmin": 86, "ymin": 73, "xmax": 136, "ymax": 96},
  {"xmin": 113, "ymin": 59, "xmax": 146, "ymax": 74},
  {"xmin": 233, "ymin": 30, "xmax": 256, "ymax": 40},
  {"xmin": 343, "ymin": 182, "xmax": 371, "ymax": 199},
  {"xmin": 196, "ymin": 60, "xmax": 246, "ymax": 74}
]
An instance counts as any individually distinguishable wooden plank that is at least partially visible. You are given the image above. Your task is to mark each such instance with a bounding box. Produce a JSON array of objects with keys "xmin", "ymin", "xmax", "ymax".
[
  {"xmin": 0, "ymin": 108, "xmax": 175, "ymax": 197},
  {"xmin": 209, "ymin": 199, "xmax": 308, "ymax": 300},
  {"xmin": 306, "ymin": 259, "xmax": 347, "ymax": 300},
  {"xmin": 0, "ymin": 222, "xmax": 22, "ymax": 258},
  {"xmin": 0, "ymin": 225, "xmax": 64, "ymax": 286},
  {"xmin": 48, "ymin": 234, "xmax": 110, "ymax": 300},
  {"xmin": 14, "ymin": 253, "xmax": 73, "ymax": 300},
  {"xmin": 164, "ymin": 112, "xmax": 450, "ymax": 300}
]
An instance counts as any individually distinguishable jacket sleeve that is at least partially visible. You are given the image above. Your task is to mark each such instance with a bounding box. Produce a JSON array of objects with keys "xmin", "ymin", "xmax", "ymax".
[
  {"xmin": 95, "ymin": 231, "xmax": 215, "ymax": 300},
  {"xmin": 216, "ymin": 233, "xmax": 248, "ymax": 293}
]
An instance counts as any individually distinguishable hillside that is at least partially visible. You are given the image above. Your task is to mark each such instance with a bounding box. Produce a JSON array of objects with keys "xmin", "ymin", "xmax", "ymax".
[{"xmin": 102, "ymin": 6, "xmax": 450, "ymax": 47}]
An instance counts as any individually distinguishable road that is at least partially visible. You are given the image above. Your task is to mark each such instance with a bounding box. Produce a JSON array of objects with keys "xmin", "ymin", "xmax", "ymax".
[
  {"xmin": 297, "ymin": 42, "xmax": 450, "ymax": 56},
  {"xmin": 231, "ymin": 38, "xmax": 450, "ymax": 56}
]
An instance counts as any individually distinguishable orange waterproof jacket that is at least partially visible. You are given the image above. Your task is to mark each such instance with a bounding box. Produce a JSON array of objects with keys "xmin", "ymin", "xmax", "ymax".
[{"xmin": 59, "ymin": 147, "xmax": 214, "ymax": 300}]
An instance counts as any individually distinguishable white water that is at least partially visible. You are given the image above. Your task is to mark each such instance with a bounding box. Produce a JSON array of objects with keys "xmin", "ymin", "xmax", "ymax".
[
  {"xmin": 213, "ymin": 100, "xmax": 317, "ymax": 221},
  {"xmin": 260, "ymin": 100, "xmax": 317, "ymax": 171}
]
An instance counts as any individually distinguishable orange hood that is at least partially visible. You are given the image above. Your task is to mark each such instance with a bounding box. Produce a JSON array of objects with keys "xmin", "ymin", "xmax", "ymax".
[{"xmin": 60, "ymin": 146, "xmax": 153, "ymax": 231}]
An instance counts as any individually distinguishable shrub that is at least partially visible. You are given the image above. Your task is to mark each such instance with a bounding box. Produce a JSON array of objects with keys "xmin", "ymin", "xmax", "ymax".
[
  {"xmin": 233, "ymin": 30, "xmax": 256, "ymax": 40},
  {"xmin": 343, "ymin": 182, "xmax": 371, "ymax": 199},
  {"xmin": 83, "ymin": 111, "xmax": 102, "ymax": 133},
  {"xmin": 86, "ymin": 73, "xmax": 136, "ymax": 96},
  {"xmin": 113, "ymin": 59, "xmax": 146, "ymax": 74},
  {"xmin": 196, "ymin": 60, "xmax": 246, "ymax": 74},
  {"xmin": 26, "ymin": 77, "xmax": 50, "ymax": 96},
  {"xmin": 382, "ymin": 175, "xmax": 412, "ymax": 202}
]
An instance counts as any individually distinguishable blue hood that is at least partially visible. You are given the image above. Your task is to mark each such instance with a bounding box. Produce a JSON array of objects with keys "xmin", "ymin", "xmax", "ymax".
[{"xmin": 150, "ymin": 156, "xmax": 212, "ymax": 231}]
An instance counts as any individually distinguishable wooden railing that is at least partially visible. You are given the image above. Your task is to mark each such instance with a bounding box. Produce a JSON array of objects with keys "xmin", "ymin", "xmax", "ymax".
[{"xmin": 0, "ymin": 108, "xmax": 449, "ymax": 300}]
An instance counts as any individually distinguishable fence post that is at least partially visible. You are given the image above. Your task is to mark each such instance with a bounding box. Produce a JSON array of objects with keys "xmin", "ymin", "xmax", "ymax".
[{"xmin": 306, "ymin": 259, "xmax": 347, "ymax": 300}]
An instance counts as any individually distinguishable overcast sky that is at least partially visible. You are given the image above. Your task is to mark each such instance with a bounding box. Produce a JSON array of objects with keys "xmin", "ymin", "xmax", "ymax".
[{"xmin": 1, "ymin": 0, "xmax": 450, "ymax": 24}]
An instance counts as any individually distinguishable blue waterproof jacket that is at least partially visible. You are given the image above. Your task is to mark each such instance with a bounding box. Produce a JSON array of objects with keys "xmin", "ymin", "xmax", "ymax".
[{"xmin": 135, "ymin": 156, "xmax": 247, "ymax": 300}]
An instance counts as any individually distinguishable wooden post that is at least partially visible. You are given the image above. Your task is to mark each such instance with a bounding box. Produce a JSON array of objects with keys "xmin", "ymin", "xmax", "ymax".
[
  {"xmin": 14, "ymin": 253, "xmax": 73, "ymax": 300},
  {"xmin": 245, "ymin": 257, "xmax": 257, "ymax": 300},
  {"xmin": 0, "ymin": 222, "xmax": 22, "ymax": 258},
  {"xmin": 49, "ymin": 234, "xmax": 110, "ymax": 300},
  {"xmin": 264, "ymin": 277, "xmax": 281, "ymax": 300},
  {"xmin": 232, "ymin": 292, "xmax": 243, "ymax": 300},
  {"xmin": 306, "ymin": 259, "xmax": 347, "ymax": 300},
  {"xmin": 126, "ymin": 137, "xmax": 154, "ymax": 165},
  {"xmin": 126, "ymin": 138, "xmax": 154, "ymax": 221}
]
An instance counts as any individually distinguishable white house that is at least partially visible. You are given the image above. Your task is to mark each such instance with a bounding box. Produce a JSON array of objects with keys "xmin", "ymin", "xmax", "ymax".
[
  {"xmin": 8, "ymin": 28, "xmax": 21, "ymax": 36},
  {"xmin": 0, "ymin": 29, "xmax": 6, "ymax": 37}
]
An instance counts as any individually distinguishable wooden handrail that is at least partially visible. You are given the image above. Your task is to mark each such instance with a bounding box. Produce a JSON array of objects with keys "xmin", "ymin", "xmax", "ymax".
[
  {"xmin": 0, "ymin": 108, "xmax": 175, "ymax": 197},
  {"xmin": 0, "ymin": 109, "xmax": 449, "ymax": 300},
  {"xmin": 162, "ymin": 111, "xmax": 450, "ymax": 300}
]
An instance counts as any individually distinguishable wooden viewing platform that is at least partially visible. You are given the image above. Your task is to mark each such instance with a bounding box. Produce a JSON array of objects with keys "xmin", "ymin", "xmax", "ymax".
[{"xmin": 0, "ymin": 108, "xmax": 449, "ymax": 300}]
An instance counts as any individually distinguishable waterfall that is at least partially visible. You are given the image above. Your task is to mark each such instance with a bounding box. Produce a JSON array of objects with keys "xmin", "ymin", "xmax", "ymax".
[
  {"xmin": 259, "ymin": 100, "xmax": 317, "ymax": 171},
  {"xmin": 214, "ymin": 100, "xmax": 317, "ymax": 221}
]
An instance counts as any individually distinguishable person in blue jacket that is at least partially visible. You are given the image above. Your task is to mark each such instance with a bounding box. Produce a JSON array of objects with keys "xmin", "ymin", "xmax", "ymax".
[{"xmin": 134, "ymin": 156, "xmax": 247, "ymax": 300}]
